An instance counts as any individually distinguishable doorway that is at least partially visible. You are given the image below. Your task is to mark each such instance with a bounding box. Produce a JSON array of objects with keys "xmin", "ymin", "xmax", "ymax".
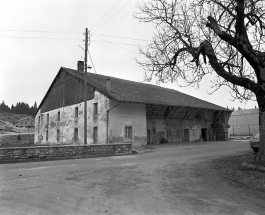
[
  {"xmin": 201, "ymin": 128, "xmax": 207, "ymax": 141},
  {"xmin": 147, "ymin": 129, "xmax": 150, "ymax": 145},
  {"xmin": 184, "ymin": 129, "xmax": 189, "ymax": 142}
]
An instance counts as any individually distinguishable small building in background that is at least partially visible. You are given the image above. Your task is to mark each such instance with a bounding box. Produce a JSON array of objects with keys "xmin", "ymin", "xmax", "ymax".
[
  {"xmin": 228, "ymin": 108, "xmax": 259, "ymax": 136},
  {"xmin": 15, "ymin": 117, "xmax": 35, "ymax": 128}
]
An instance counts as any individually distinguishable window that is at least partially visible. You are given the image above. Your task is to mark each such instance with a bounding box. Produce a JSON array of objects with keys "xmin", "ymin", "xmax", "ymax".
[
  {"xmin": 94, "ymin": 103, "xmax": 98, "ymax": 115},
  {"xmin": 125, "ymin": 126, "xmax": 133, "ymax": 139},
  {"xmin": 38, "ymin": 116, "xmax": 41, "ymax": 132},
  {"xmin": 46, "ymin": 130, "xmax": 49, "ymax": 141},
  {"xmin": 93, "ymin": 127, "xmax": 98, "ymax": 142},
  {"xmin": 56, "ymin": 129, "xmax": 60, "ymax": 141},
  {"xmin": 75, "ymin": 107, "xmax": 78, "ymax": 118},
  {"xmin": 74, "ymin": 128, "xmax": 78, "ymax": 141},
  {"xmin": 47, "ymin": 114, "xmax": 49, "ymax": 124},
  {"xmin": 57, "ymin": 111, "xmax": 60, "ymax": 121}
]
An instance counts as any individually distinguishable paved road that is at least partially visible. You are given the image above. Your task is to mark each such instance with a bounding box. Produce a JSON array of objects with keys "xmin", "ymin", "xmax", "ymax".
[{"xmin": 0, "ymin": 141, "xmax": 264, "ymax": 215}]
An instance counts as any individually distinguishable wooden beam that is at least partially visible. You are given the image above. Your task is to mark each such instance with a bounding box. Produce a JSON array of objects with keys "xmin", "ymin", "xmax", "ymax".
[{"xmin": 182, "ymin": 108, "xmax": 200, "ymax": 120}]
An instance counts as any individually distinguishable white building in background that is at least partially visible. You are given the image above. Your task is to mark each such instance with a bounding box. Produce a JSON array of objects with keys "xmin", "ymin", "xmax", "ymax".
[{"xmin": 228, "ymin": 108, "xmax": 259, "ymax": 136}]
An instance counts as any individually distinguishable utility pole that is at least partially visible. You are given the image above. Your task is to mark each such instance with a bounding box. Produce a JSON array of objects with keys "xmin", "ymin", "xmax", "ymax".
[{"xmin": 84, "ymin": 28, "xmax": 89, "ymax": 145}]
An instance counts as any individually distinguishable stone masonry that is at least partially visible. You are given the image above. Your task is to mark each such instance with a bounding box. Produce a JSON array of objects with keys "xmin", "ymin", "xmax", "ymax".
[
  {"xmin": 0, "ymin": 134, "xmax": 34, "ymax": 146},
  {"xmin": 0, "ymin": 143, "xmax": 132, "ymax": 163}
]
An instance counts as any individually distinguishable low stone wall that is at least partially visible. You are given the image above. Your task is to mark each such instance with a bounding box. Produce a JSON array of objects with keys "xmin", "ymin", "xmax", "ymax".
[
  {"xmin": 0, "ymin": 143, "xmax": 132, "ymax": 163},
  {"xmin": 0, "ymin": 133, "xmax": 34, "ymax": 146}
]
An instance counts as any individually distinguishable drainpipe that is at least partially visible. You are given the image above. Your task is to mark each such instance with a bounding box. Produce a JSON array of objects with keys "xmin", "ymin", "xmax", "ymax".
[{"xmin": 106, "ymin": 101, "xmax": 121, "ymax": 144}]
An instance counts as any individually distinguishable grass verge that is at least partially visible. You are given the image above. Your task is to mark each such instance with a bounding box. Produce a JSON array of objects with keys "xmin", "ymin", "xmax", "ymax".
[{"xmin": 209, "ymin": 151, "xmax": 265, "ymax": 197}]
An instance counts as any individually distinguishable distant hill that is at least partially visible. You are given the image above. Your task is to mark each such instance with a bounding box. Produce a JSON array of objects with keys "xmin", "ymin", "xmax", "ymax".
[{"xmin": 0, "ymin": 111, "xmax": 32, "ymax": 124}]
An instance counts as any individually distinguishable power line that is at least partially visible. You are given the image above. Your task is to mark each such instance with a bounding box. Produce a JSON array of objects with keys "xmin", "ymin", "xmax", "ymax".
[
  {"xmin": 93, "ymin": 0, "xmax": 134, "ymax": 33},
  {"xmin": 93, "ymin": 39, "xmax": 146, "ymax": 47},
  {"xmin": 0, "ymin": 29, "xmax": 149, "ymax": 42},
  {"xmin": 87, "ymin": 49, "xmax": 103, "ymax": 89},
  {"xmin": 90, "ymin": 0, "xmax": 124, "ymax": 30},
  {"xmin": 103, "ymin": 7, "xmax": 135, "ymax": 33},
  {"xmin": 93, "ymin": 33, "xmax": 149, "ymax": 41},
  {"xmin": 0, "ymin": 35, "xmax": 82, "ymax": 40},
  {"xmin": 0, "ymin": 29, "xmax": 82, "ymax": 34},
  {"xmin": 0, "ymin": 42, "xmax": 79, "ymax": 47},
  {"xmin": 92, "ymin": 35, "xmax": 138, "ymax": 54},
  {"xmin": 93, "ymin": 41, "xmax": 134, "ymax": 60}
]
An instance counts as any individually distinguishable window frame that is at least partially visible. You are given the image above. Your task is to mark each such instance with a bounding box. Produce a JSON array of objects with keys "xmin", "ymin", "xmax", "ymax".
[{"xmin": 125, "ymin": 126, "xmax": 133, "ymax": 140}]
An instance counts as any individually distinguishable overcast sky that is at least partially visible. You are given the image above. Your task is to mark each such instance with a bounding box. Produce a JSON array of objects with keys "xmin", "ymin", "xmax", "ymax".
[{"xmin": 0, "ymin": 0, "xmax": 257, "ymax": 110}]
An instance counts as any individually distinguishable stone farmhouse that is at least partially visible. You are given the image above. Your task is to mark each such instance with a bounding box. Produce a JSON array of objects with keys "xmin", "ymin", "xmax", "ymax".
[
  {"xmin": 15, "ymin": 117, "xmax": 35, "ymax": 128},
  {"xmin": 34, "ymin": 61, "xmax": 232, "ymax": 147}
]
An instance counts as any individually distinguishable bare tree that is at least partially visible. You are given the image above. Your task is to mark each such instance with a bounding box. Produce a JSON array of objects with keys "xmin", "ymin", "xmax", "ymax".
[{"xmin": 135, "ymin": 0, "xmax": 265, "ymax": 160}]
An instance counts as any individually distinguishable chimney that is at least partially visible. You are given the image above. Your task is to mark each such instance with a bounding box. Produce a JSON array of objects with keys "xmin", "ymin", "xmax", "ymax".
[
  {"xmin": 106, "ymin": 78, "xmax": 111, "ymax": 92},
  {"xmin": 77, "ymin": 61, "xmax": 84, "ymax": 72}
]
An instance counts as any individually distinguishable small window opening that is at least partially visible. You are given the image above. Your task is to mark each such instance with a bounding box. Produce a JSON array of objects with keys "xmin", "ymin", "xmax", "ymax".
[
  {"xmin": 93, "ymin": 127, "xmax": 98, "ymax": 142},
  {"xmin": 46, "ymin": 130, "xmax": 49, "ymax": 141},
  {"xmin": 94, "ymin": 103, "xmax": 98, "ymax": 115},
  {"xmin": 75, "ymin": 107, "xmax": 78, "ymax": 118},
  {"xmin": 57, "ymin": 129, "xmax": 60, "ymax": 142},
  {"xmin": 74, "ymin": 128, "xmax": 78, "ymax": 141}
]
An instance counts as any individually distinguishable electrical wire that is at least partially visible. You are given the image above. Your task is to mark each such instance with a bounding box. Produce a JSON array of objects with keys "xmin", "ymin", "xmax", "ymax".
[
  {"xmin": 93, "ymin": 39, "xmax": 146, "ymax": 47},
  {"xmin": 92, "ymin": 35, "xmax": 138, "ymax": 54},
  {"xmin": 90, "ymin": 0, "xmax": 124, "ymax": 30},
  {"xmin": 93, "ymin": 41, "xmax": 134, "ymax": 60},
  {"xmin": 0, "ymin": 35, "xmax": 82, "ymax": 40},
  {"xmin": 1, "ymin": 29, "xmax": 149, "ymax": 42},
  {"xmin": 93, "ymin": 0, "xmax": 134, "ymax": 33},
  {"xmin": 0, "ymin": 29, "xmax": 82, "ymax": 34},
  {"xmin": 93, "ymin": 33, "xmax": 149, "ymax": 41},
  {"xmin": 103, "ymin": 7, "xmax": 135, "ymax": 33},
  {"xmin": 87, "ymin": 49, "xmax": 103, "ymax": 89}
]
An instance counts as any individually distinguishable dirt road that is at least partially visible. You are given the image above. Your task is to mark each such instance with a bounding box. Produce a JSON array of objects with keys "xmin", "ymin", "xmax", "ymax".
[{"xmin": 0, "ymin": 141, "xmax": 264, "ymax": 214}]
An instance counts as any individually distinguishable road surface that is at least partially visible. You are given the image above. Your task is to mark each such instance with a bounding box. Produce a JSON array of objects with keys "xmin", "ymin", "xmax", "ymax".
[{"xmin": 0, "ymin": 141, "xmax": 264, "ymax": 215}]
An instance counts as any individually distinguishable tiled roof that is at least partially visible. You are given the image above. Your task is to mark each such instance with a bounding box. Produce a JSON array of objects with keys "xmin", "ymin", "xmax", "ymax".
[{"xmin": 63, "ymin": 67, "xmax": 230, "ymax": 112}]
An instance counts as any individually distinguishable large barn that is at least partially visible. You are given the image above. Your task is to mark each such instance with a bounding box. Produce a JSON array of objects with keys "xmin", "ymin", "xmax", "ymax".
[{"xmin": 34, "ymin": 61, "xmax": 232, "ymax": 146}]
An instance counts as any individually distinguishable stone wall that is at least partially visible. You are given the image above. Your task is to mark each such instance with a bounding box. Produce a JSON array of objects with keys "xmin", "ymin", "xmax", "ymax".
[
  {"xmin": 35, "ymin": 91, "xmax": 109, "ymax": 145},
  {"xmin": 0, "ymin": 133, "xmax": 34, "ymax": 146},
  {"xmin": 0, "ymin": 143, "xmax": 132, "ymax": 163}
]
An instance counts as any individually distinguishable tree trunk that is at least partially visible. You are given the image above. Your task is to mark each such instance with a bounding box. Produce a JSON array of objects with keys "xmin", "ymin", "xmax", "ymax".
[{"xmin": 256, "ymin": 98, "xmax": 265, "ymax": 161}]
